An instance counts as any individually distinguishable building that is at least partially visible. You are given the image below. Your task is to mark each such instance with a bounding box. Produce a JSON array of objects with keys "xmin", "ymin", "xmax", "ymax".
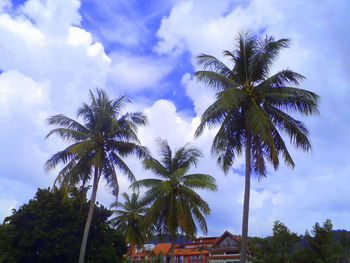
[
  {"xmin": 128, "ymin": 231, "xmax": 253, "ymax": 263},
  {"xmin": 208, "ymin": 231, "xmax": 241, "ymax": 263}
]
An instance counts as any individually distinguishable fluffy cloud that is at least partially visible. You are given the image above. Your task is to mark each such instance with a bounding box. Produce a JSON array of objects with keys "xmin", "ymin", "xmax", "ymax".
[
  {"xmin": 0, "ymin": 1, "xmax": 111, "ymax": 110},
  {"xmin": 108, "ymin": 53, "xmax": 173, "ymax": 93},
  {"xmin": 181, "ymin": 73, "xmax": 216, "ymax": 116},
  {"xmin": 0, "ymin": 0, "xmax": 111, "ymax": 221}
]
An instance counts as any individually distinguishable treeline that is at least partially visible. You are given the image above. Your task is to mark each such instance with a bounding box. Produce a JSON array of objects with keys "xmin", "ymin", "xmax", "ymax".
[
  {"xmin": 0, "ymin": 187, "xmax": 127, "ymax": 263},
  {"xmin": 249, "ymin": 220, "xmax": 350, "ymax": 263}
]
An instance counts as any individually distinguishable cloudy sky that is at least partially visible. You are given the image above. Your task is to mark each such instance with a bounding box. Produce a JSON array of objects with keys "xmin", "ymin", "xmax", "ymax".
[{"xmin": 0, "ymin": 0, "xmax": 349, "ymax": 238}]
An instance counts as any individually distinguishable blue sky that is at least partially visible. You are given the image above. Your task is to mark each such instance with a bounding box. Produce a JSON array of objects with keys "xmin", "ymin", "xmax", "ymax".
[{"xmin": 0, "ymin": 0, "xmax": 349, "ymax": 237}]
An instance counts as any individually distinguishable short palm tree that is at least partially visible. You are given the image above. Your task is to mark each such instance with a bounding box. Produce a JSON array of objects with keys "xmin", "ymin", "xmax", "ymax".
[
  {"xmin": 45, "ymin": 89, "xmax": 149, "ymax": 263},
  {"xmin": 111, "ymin": 192, "xmax": 151, "ymax": 262},
  {"xmin": 194, "ymin": 32, "xmax": 319, "ymax": 263},
  {"xmin": 132, "ymin": 139, "xmax": 217, "ymax": 263}
]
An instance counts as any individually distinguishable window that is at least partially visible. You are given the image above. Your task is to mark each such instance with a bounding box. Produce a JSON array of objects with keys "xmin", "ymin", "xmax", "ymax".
[
  {"xmin": 219, "ymin": 237, "xmax": 236, "ymax": 248},
  {"xmin": 190, "ymin": 255, "xmax": 197, "ymax": 262},
  {"xmin": 198, "ymin": 255, "xmax": 204, "ymax": 262}
]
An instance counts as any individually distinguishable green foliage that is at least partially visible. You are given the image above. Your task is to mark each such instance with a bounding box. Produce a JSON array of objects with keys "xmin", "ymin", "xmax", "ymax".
[
  {"xmin": 132, "ymin": 140, "xmax": 217, "ymax": 238},
  {"xmin": 306, "ymin": 219, "xmax": 341, "ymax": 263},
  {"xmin": 46, "ymin": 89, "xmax": 149, "ymax": 196},
  {"xmin": 0, "ymin": 187, "xmax": 127, "ymax": 263},
  {"xmin": 249, "ymin": 219, "xmax": 350, "ymax": 263},
  {"xmin": 111, "ymin": 192, "xmax": 153, "ymax": 254},
  {"xmin": 195, "ymin": 31, "xmax": 319, "ymax": 176}
]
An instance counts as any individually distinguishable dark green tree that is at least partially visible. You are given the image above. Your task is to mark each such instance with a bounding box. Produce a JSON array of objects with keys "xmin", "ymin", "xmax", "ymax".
[
  {"xmin": 338, "ymin": 230, "xmax": 350, "ymax": 262},
  {"xmin": 268, "ymin": 221, "xmax": 300, "ymax": 263},
  {"xmin": 0, "ymin": 187, "xmax": 127, "ymax": 263},
  {"xmin": 194, "ymin": 32, "xmax": 319, "ymax": 262},
  {"xmin": 249, "ymin": 221, "xmax": 301, "ymax": 263},
  {"xmin": 132, "ymin": 139, "xmax": 217, "ymax": 263},
  {"xmin": 45, "ymin": 89, "xmax": 148, "ymax": 263},
  {"xmin": 307, "ymin": 219, "xmax": 338, "ymax": 263}
]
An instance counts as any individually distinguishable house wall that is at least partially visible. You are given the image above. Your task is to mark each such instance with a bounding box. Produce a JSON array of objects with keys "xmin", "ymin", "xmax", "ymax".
[
  {"xmin": 173, "ymin": 254, "xmax": 208, "ymax": 263},
  {"xmin": 187, "ymin": 254, "xmax": 207, "ymax": 263}
]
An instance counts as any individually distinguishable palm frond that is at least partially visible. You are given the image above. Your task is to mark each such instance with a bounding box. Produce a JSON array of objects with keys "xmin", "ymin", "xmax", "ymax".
[
  {"xmin": 265, "ymin": 105, "xmax": 311, "ymax": 151},
  {"xmin": 172, "ymin": 144, "xmax": 203, "ymax": 169},
  {"xmin": 194, "ymin": 100, "xmax": 227, "ymax": 137},
  {"xmin": 47, "ymin": 114, "xmax": 89, "ymax": 133},
  {"xmin": 108, "ymin": 140, "xmax": 149, "ymax": 159},
  {"xmin": 195, "ymin": 71, "xmax": 240, "ymax": 91},
  {"xmin": 262, "ymin": 87, "xmax": 319, "ymax": 115},
  {"xmin": 196, "ymin": 54, "xmax": 233, "ymax": 78},
  {"xmin": 142, "ymin": 158, "xmax": 169, "ymax": 178},
  {"xmin": 109, "ymin": 152, "xmax": 136, "ymax": 182},
  {"xmin": 46, "ymin": 128, "xmax": 89, "ymax": 142},
  {"xmin": 257, "ymin": 69, "xmax": 305, "ymax": 88},
  {"xmin": 182, "ymin": 173, "xmax": 217, "ymax": 191},
  {"xmin": 45, "ymin": 149, "xmax": 76, "ymax": 172},
  {"xmin": 250, "ymin": 37, "xmax": 290, "ymax": 81},
  {"xmin": 131, "ymin": 179, "xmax": 163, "ymax": 190},
  {"xmin": 155, "ymin": 139, "xmax": 173, "ymax": 170}
]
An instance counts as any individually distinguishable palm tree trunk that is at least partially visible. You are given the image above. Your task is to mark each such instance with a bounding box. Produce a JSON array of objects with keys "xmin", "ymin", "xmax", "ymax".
[
  {"xmin": 170, "ymin": 241, "xmax": 175, "ymax": 263},
  {"xmin": 240, "ymin": 137, "xmax": 251, "ymax": 263},
  {"xmin": 78, "ymin": 168, "xmax": 99, "ymax": 263}
]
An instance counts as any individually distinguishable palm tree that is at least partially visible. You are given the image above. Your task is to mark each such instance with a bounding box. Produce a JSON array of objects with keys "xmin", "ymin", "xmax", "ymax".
[
  {"xmin": 45, "ymin": 89, "xmax": 149, "ymax": 263},
  {"xmin": 132, "ymin": 139, "xmax": 217, "ymax": 263},
  {"xmin": 194, "ymin": 32, "xmax": 319, "ymax": 263},
  {"xmin": 111, "ymin": 192, "xmax": 152, "ymax": 262}
]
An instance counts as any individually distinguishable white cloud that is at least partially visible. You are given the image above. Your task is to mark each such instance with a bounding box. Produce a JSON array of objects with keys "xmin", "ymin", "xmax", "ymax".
[
  {"xmin": 108, "ymin": 53, "xmax": 173, "ymax": 93},
  {"xmin": 181, "ymin": 73, "xmax": 216, "ymax": 116},
  {"xmin": 0, "ymin": 70, "xmax": 50, "ymax": 120},
  {"xmin": 0, "ymin": 1, "xmax": 111, "ymax": 112},
  {"xmin": 0, "ymin": 0, "xmax": 11, "ymax": 12},
  {"xmin": 20, "ymin": 0, "xmax": 81, "ymax": 37},
  {"xmin": 0, "ymin": 0, "xmax": 112, "ymax": 220}
]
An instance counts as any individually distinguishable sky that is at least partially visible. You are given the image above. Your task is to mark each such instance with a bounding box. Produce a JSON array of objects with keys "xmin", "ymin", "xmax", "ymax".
[{"xmin": 0, "ymin": 0, "xmax": 349, "ymax": 238}]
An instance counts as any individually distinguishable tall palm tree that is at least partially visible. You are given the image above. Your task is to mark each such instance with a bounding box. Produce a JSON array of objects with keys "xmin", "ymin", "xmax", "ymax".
[
  {"xmin": 194, "ymin": 32, "xmax": 319, "ymax": 263},
  {"xmin": 45, "ymin": 89, "xmax": 149, "ymax": 263},
  {"xmin": 111, "ymin": 192, "xmax": 152, "ymax": 262},
  {"xmin": 132, "ymin": 139, "xmax": 217, "ymax": 263}
]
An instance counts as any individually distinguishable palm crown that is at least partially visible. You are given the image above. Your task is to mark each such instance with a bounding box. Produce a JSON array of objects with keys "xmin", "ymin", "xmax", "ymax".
[
  {"xmin": 132, "ymin": 139, "xmax": 217, "ymax": 237},
  {"xmin": 195, "ymin": 33, "xmax": 319, "ymax": 175},
  {"xmin": 45, "ymin": 89, "xmax": 149, "ymax": 195},
  {"xmin": 111, "ymin": 192, "xmax": 150, "ymax": 246}
]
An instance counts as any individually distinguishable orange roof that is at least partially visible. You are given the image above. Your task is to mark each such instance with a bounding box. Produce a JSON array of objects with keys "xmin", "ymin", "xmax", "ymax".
[
  {"xmin": 193, "ymin": 237, "xmax": 218, "ymax": 244},
  {"xmin": 153, "ymin": 243, "xmax": 172, "ymax": 255},
  {"xmin": 174, "ymin": 248, "xmax": 209, "ymax": 256}
]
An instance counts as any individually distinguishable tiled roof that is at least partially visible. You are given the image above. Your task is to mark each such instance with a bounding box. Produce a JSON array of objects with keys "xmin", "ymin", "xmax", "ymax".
[
  {"xmin": 153, "ymin": 243, "xmax": 172, "ymax": 255},
  {"xmin": 193, "ymin": 237, "xmax": 218, "ymax": 244}
]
